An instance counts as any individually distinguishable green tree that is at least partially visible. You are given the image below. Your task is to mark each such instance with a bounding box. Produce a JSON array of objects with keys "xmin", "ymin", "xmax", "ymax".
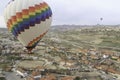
[{"xmin": 74, "ymin": 76, "xmax": 80, "ymax": 80}]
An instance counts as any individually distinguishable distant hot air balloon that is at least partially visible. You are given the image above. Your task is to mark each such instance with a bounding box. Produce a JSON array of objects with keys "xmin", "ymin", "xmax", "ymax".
[
  {"xmin": 4, "ymin": 0, "xmax": 52, "ymax": 52},
  {"xmin": 100, "ymin": 18, "xmax": 103, "ymax": 21}
]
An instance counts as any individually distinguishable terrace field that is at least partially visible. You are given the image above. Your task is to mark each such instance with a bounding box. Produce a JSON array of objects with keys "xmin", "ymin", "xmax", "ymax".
[{"xmin": 44, "ymin": 25, "xmax": 120, "ymax": 52}]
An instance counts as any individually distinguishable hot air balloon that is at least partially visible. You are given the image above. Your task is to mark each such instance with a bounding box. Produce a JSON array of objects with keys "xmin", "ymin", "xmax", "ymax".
[
  {"xmin": 100, "ymin": 18, "xmax": 103, "ymax": 21},
  {"xmin": 4, "ymin": 0, "xmax": 52, "ymax": 52}
]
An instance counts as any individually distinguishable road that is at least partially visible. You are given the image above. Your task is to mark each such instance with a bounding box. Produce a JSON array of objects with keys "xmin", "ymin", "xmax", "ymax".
[{"xmin": 4, "ymin": 72, "xmax": 25, "ymax": 80}]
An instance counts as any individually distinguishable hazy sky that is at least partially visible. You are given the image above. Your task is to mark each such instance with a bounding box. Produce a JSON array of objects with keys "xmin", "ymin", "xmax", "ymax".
[{"xmin": 0, "ymin": 0, "xmax": 120, "ymax": 27}]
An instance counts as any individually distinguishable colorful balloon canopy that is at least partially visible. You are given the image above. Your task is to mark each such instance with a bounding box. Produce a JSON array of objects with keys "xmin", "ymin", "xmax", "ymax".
[{"xmin": 4, "ymin": 0, "xmax": 52, "ymax": 51}]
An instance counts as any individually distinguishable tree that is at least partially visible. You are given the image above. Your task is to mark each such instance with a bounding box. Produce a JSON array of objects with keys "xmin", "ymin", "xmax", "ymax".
[{"xmin": 74, "ymin": 76, "xmax": 80, "ymax": 80}]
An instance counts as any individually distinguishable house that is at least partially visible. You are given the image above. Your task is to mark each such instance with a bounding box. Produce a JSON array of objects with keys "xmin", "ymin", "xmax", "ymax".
[
  {"xmin": 103, "ymin": 54, "xmax": 109, "ymax": 59},
  {"xmin": 117, "ymin": 58, "xmax": 120, "ymax": 62},
  {"xmin": 81, "ymin": 56, "xmax": 87, "ymax": 60},
  {"xmin": 94, "ymin": 64, "xmax": 109, "ymax": 71},
  {"xmin": 26, "ymin": 66, "xmax": 46, "ymax": 80},
  {"xmin": 65, "ymin": 65, "xmax": 79, "ymax": 71},
  {"xmin": 111, "ymin": 56, "xmax": 119, "ymax": 60},
  {"xmin": 16, "ymin": 68, "xmax": 28, "ymax": 78},
  {"xmin": 0, "ymin": 73, "xmax": 6, "ymax": 80},
  {"xmin": 61, "ymin": 76, "xmax": 75, "ymax": 80},
  {"xmin": 35, "ymin": 66, "xmax": 45, "ymax": 72},
  {"xmin": 40, "ymin": 74, "xmax": 56, "ymax": 80},
  {"xmin": 59, "ymin": 60, "xmax": 76, "ymax": 66},
  {"xmin": 88, "ymin": 49, "xmax": 98, "ymax": 55},
  {"xmin": 107, "ymin": 68, "xmax": 120, "ymax": 75},
  {"xmin": 26, "ymin": 71, "xmax": 41, "ymax": 80},
  {"xmin": 90, "ymin": 54, "xmax": 99, "ymax": 60}
]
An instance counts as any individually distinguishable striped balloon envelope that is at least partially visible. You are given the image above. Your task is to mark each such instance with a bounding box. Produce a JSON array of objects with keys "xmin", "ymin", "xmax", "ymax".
[{"xmin": 4, "ymin": 0, "xmax": 52, "ymax": 52}]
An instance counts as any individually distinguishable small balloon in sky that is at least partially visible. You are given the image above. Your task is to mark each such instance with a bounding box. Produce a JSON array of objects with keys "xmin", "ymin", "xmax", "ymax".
[{"xmin": 100, "ymin": 17, "xmax": 103, "ymax": 21}]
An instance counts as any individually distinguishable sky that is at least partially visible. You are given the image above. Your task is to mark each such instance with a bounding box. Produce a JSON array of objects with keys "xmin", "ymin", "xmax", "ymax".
[{"xmin": 0, "ymin": 0, "xmax": 120, "ymax": 27}]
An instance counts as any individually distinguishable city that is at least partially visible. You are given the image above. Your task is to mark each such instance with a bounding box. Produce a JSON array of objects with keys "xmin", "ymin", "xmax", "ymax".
[{"xmin": 0, "ymin": 25, "xmax": 120, "ymax": 80}]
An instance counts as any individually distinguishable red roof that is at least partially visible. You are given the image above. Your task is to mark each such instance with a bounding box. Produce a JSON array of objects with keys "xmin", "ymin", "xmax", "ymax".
[{"xmin": 61, "ymin": 76, "xmax": 74, "ymax": 80}]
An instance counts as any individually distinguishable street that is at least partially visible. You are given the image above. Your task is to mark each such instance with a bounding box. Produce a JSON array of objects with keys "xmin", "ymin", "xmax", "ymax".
[{"xmin": 4, "ymin": 72, "xmax": 25, "ymax": 80}]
